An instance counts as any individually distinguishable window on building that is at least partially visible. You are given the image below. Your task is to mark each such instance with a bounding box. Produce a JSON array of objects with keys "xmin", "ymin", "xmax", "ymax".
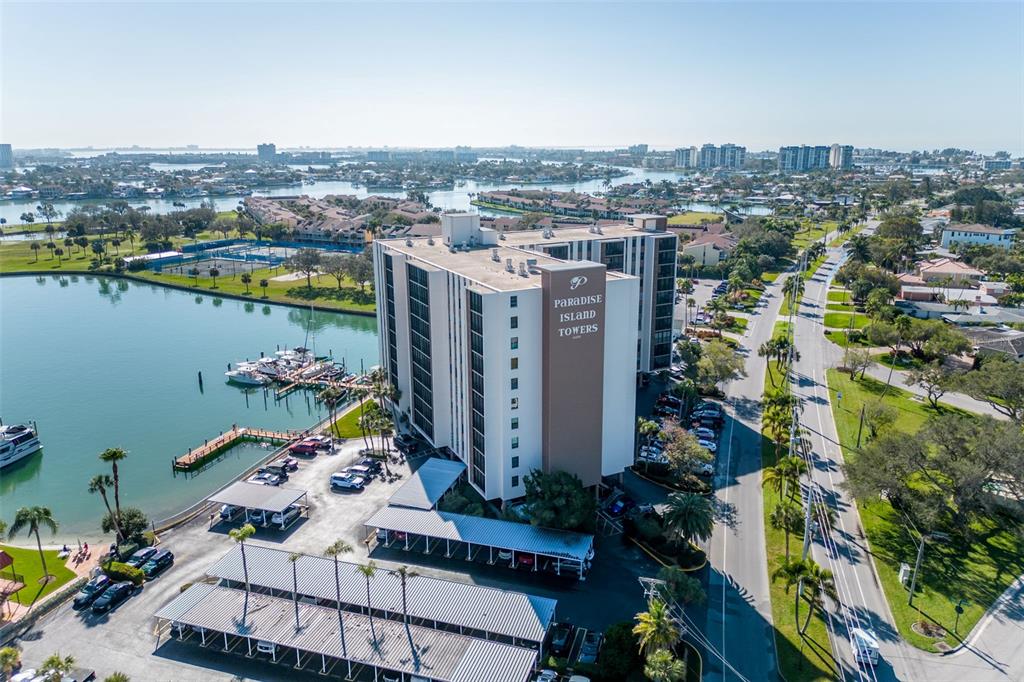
[
  {"xmin": 511, "ymin": 378, "xmax": 519, "ymax": 390},
  {"xmin": 511, "ymin": 336, "xmax": 518, "ymax": 350},
  {"xmin": 511, "ymin": 417, "xmax": 519, "ymax": 430},
  {"xmin": 510, "ymin": 357, "xmax": 519, "ymax": 370},
  {"xmin": 511, "ymin": 397, "xmax": 519, "ymax": 410},
  {"xmin": 512, "ymin": 475, "xmax": 520, "ymax": 488},
  {"xmin": 510, "ymin": 295, "xmax": 518, "ymax": 308},
  {"xmin": 510, "ymin": 316, "xmax": 518, "ymax": 329},
  {"xmin": 511, "ymin": 455, "xmax": 519, "ymax": 468},
  {"xmin": 511, "ymin": 437, "xmax": 519, "ymax": 449}
]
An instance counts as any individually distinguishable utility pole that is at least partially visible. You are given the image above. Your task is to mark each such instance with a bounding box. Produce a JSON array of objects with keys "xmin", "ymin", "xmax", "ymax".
[
  {"xmin": 856, "ymin": 404, "xmax": 866, "ymax": 448},
  {"xmin": 908, "ymin": 534, "xmax": 927, "ymax": 606}
]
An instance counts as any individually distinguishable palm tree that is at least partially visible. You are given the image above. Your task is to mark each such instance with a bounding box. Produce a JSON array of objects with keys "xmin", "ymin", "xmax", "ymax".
[
  {"xmin": 54, "ymin": 247, "xmax": 64, "ymax": 265},
  {"xmin": 763, "ymin": 404, "xmax": 791, "ymax": 458},
  {"xmin": 770, "ymin": 501, "xmax": 804, "ymax": 559},
  {"xmin": 644, "ymin": 649, "xmax": 686, "ymax": 682},
  {"xmin": 209, "ymin": 267, "xmax": 220, "ymax": 288},
  {"xmin": 124, "ymin": 228, "xmax": 136, "ymax": 253},
  {"xmin": 661, "ymin": 493, "xmax": 714, "ymax": 546},
  {"xmin": 0, "ymin": 646, "xmax": 22, "ymax": 678},
  {"xmin": 389, "ymin": 565, "xmax": 420, "ymax": 627},
  {"xmin": 38, "ymin": 653, "xmax": 75, "ymax": 682},
  {"xmin": 99, "ymin": 447, "xmax": 127, "ymax": 532},
  {"xmin": 288, "ymin": 553, "xmax": 301, "ymax": 631},
  {"xmin": 800, "ymin": 560, "xmax": 838, "ymax": 635},
  {"xmin": 772, "ymin": 557, "xmax": 811, "ymax": 629},
  {"xmin": 63, "ymin": 237, "xmax": 74, "ymax": 255},
  {"xmin": 357, "ymin": 561, "xmax": 379, "ymax": 646},
  {"xmin": 759, "ymin": 339, "xmax": 780, "ymax": 385},
  {"xmin": 762, "ymin": 455, "xmax": 806, "ymax": 500},
  {"xmin": 88, "ymin": 474, "xmax": 123, "ymax": 544},
  {"xmin": 259, "ymin": 279, "xmax": 269, "ymax": 298},
  {"xmin": 228, "ymin": 523, "xmax": 256, "ymax": 620},
  {"xmin": 30, "ymin": 242, "xmax": 41, "ymax": 262},
  {"xmin": 632, "ymin": 599, "xmax": 679, "ymax": 655},
  {"xmin": 240, "ymin": 273, "xmax": 252, "ymax": 294},
  {"xmin": 351, "ymin": 386, "xmax": 371, "ymax": 449},
  {"xmin": 103, "ymin": 673, "xmax": 131, "ymax": 682},
  {"xmin": 324, "ymin": 540, "xmax": 354, "ymax": 676},
  {"xmin": 8, "ymin": 507, "xmax": 59, "ymax": 582}
]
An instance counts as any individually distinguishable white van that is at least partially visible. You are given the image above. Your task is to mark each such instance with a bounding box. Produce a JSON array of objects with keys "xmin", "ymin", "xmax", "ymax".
[
  {"xmin": 852, "ymin": 628, "xmax": 880, "ymax": 666},
  {"xmin": 256, "ymin": 640, "xmax": 277, "ymax": 660}
]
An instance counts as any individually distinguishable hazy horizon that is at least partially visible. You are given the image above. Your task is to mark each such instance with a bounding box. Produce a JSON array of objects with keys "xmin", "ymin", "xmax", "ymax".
[{"xmin": 2, "ymin": 2, "xmax": 1022, "ymax": 155}]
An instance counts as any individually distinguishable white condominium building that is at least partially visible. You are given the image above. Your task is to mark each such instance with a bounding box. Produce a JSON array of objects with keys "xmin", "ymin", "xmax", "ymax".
[{"xmin": 373, "ymin": 213, "xmax": 676, "ymax": 502}]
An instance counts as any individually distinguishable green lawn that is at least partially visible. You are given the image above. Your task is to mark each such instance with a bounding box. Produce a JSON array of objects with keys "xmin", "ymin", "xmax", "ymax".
[
  {"xmin": 773, "ymin": 320, "xmax": 793, "ymax": 340},
  {"xmin": 0, "ymin": 544, "xmax": 77, "ymax": 606},
  {"xmin": 761, "ymin": 366, "xmax": 837, "ymax": 681},
  {"xmin": 791, "ymin": 220, "xmax": 835, "ymax": 251},
  {"xmin": 822, "ymin": 312, "xmax": 870, "ymax": 329},
  {"xmin": 327, "ymin": 404, "xmax": 379, "ymax": 439},
  {"xmin": 827, "ymin": 290, "xmax": 852, "ymax": 304},
  {"xmin": 825, "ymin": 303, "xmax": 856, "ymax": 312},
  {"xmin": 825, "ymin": 370, "xmax": 1024, "ymax": 652},
  {"xmin": 871, "ymin": 352, "xmax": 927, "ymax": 371},
  {"xmin": 0, "ymin": 233, "xmax": 376, "ymax": 314},
  {"xmin": 802, "ymin": 255, "xmax": 828, "ymax": 281},
  {"xmin": 762, "ymin": 271, "xmax": 781, "ymax": 283},
  {"xmin": 823, "ymin": 329, "xmax": 873, "ymax": 349},
  {"xmin": 668, "ymin": 211, "xmax": 720, "ymax": 225},
  {"xmin": 726, "ymin": 316, "xmax": 748, "ymax": 333},
  {"xmin": 827, "ymin": 223, "xmax": 865, "ymax": 248}
]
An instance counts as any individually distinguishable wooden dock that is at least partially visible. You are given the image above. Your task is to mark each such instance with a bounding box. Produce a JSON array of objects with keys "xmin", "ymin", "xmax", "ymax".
[{"xmin": 173, "ymin": 426, "xmax": 300, "ymax": 473}]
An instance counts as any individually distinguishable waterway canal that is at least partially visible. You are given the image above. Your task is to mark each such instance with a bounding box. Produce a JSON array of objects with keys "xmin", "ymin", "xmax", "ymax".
[{"xmin": 0, "ymin": 274, "xmax": 378, "ymax": 539}]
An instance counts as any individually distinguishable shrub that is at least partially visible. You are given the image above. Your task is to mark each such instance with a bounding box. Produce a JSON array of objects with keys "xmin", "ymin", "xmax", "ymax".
[
  {"xmin": 103, "ymin": 560, "xmax": 145, "ymax": 586},
  {"xmin": 596, "ymin": 622, "xmax": 642, "ymax": 680}
]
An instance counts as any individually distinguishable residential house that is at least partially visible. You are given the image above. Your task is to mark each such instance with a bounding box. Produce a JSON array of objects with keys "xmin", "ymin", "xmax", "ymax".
[
  {"xmin": 681, "ymin": 233, "xmax": 737, "ymax": 266},
  {"xmin": 941, "ymin": 223, "xmax": 1017, "ymax": 250}
]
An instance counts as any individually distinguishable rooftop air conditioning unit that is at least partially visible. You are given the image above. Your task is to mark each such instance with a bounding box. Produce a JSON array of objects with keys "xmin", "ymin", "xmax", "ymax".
[
  {"xmin": 505, "ymin": 258, "xmax": 515, "ymax": 272},
  {"xmin": 518, "ymin": 262, "xmax": 529, "ymax": 277},
  {"xmin": 491, "ymin": 248, "xmax": 500, "ymax": 262}
]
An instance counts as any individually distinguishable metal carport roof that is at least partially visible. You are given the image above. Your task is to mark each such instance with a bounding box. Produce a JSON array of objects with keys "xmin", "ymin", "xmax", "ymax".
[
  {"xmin": 207, "ymin": 481, "xmax": 307, "ymax": 513},
  {"xmin": 155, "ymin": 584, "xmax": 536, "ymax": 682},
  {"xmin": 205, "ymin": 544, "xmax": 555, "ymax": 643},
  {"xmin": 365, "ymin": 507, "xmax": 594, "ymax": 563},
  {"xmin": 388, "ymin": 457, "xmax": 467, "ymax": 510}
]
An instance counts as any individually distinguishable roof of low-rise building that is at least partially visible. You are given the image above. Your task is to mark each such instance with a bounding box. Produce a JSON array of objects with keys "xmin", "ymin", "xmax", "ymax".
[
  {"xmin": 682, "ymin": 233, "xmax": 738, "ymax": 251},
  {"xmin": 916, "ymin": 257, "xmax": 986, "ymax": 277},
  {"xmin": 388, "ymin": 457, "xmax": 466, "ymax": 510},
  {"xmin": 943, "ymin": 223, "xmax": 1017, "ymax": 235}
]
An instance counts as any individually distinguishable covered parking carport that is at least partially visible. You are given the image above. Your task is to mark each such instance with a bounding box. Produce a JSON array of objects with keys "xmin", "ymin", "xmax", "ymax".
[
  {"xmin": 365, "ymin": 507, "xmax": 595, "ymax": 580},
  {"xmin": 207, "ymin": 481, "xmax": 309, "ymax": 531},
  {"xmin": 388, "ymin": 457, "xmax": 466, "ymax": 510},
  {"xmin": 154, "ymin": 582, "xmax": 538, "ymax": 682}
]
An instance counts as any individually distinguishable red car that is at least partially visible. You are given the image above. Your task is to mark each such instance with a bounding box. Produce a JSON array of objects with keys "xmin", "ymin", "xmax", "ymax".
[{"xmin": 289, "ymin": 442, "xmax": 318, "ymax": 455}]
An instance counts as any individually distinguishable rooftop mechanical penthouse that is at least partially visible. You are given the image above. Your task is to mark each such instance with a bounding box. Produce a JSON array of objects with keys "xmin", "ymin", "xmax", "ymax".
[{"xmin": 372, "ymin": 212, "xmax": 676, "ymax": 502}]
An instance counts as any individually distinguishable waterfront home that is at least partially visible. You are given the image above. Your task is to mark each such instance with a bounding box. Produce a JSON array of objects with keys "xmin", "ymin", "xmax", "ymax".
[
  {"xmin": 941, "ymin": 223, "xmax": 1017, "ymax": 250},
  {"xmin": 680, "ymin": 232, "xmax": 737, "ymax": 266}
]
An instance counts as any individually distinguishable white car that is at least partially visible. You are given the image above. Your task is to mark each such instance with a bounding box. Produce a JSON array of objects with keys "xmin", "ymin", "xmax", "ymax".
[
  {"xmin": 689, "ymin": 427, "xmax": 717, "ymax": 441},
  {"xmin": 535, "ymin": 671, "xmax": 559, "ymax": 682},
  {"xmin": 270, "ymin": 505, "xmax": 301, "ymax": 526},
  {"xmin": 698, "ymin": 439, "xmax": 718, "ymax": 453},
  {"xmin": 330, "ymin": 472, "xmax": 366, "ymax": 490},
  {"xmin": 690, "ymin": 461, "xmax": 715, "ymax": 476},
  {"xmin": 248, "ymin": 472, "xmax": 282, "ymax": 486}
]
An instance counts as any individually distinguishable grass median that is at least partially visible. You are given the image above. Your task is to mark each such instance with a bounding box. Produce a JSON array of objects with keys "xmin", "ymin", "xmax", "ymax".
[{"xmin": 825, "ymin": 369, "xmax": 1024, "ymax": 652}]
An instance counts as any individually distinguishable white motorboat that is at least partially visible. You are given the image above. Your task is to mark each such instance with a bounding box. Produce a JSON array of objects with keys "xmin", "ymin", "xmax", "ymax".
[
  {"xmin": 0, "ymin": 423, "xmax": 42, "ymax": 469},
  {"xmin": 225, "ymin": 368, "xmax": 271, "ymax": 386}
]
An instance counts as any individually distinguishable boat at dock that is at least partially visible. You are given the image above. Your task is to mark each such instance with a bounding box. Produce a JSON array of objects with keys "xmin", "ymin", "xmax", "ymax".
[
  {"xmin": 0, "ymin": 423, "xmax": 42, "ymax": 469},
  {"xmin": 224, "ymin": 368, "xmax": 272, "ymax": 386}
]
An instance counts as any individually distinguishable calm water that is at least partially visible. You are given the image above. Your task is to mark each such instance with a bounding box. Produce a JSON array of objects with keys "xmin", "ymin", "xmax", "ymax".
[
  {"xmin": 0, "ymin": 274, "xmax": 378, "ymax": 538},
  {"xmin": 0, "ymin": 167, "xmax": 768, "ymax": 225}
]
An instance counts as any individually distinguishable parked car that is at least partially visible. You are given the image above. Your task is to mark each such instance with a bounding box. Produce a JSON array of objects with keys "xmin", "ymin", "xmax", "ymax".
[
  {"xmin": 607, "ymin": 496, "xmax": 636, "ymax": 517},
  {"xmin": 694, "ymin": 401, "xmax": 723, "ymax": 415},
  {"xmin": 357, "ymin": 457, "xmax": 383, "ymax": 475},
  {"xmin": 657, "ymin": 395, "xmax": 682, "ymax": 408},
  {"xmin": 342, "ymin": 464, "xmax": 375, "ymax": 480},
  {"xmin": 249, "ymin": 472, "xmax": 282, "ymax": 486},
  {"xmin": 246, "ymin": 508, "xmax": 267, "ymax": 525},
  {"xmin": 689, "ymin": 427, "xmax": 717, "ymax": 441},
  {"xmin": 690, "ymin": 461, "xmax": 715, "ymax": 476},
  {"xmin": 535, "ymin": 671, "xmax": 559, "ymax": 682},
  {"xmin": 692, "ymin": 411, "xmax": 724, "ymax": 426},
  {"xmin": 273, "ymin": 457, "xmax": 299, "ymax": 471},
  {"xmin": 394, "ymin": 433, "xmax": 419, "ymax": 452},
  {"xmin": 141, "ymin": 549, "xmax": 174, "ymax": 578},
  {"xmin": 578, "ymin": 631, "xmax": 603, "ymax": 664},
  {"xmin": 256, "ymin": 640, "xmax": 277, "ymax": 656},
  {"xmin": 271, "ymin": 505, "xmax": 302, "ymax": 527},
  {"xmin": 301, "ymin": 435, "xmax": 333, "ymax": 450},
  {"xmin": 73, "ymin": 574, "xmax": 112, "ymax": 610},
  {"xmin": 654, "ymin": 405, "xmax": 678, "ymax": 417},
  {"xmin": 90, "ymin": 581, "xmax": 134, "ymax": 614},
  {"xmin": 497, "ymin": 549, "xmax": 514, "ymax": 561},
  {"xmin": 259, "ymin": 464, "xmax": 289, "ymax": 480},
  {"xmin": 125, "ymin": 547, "xmax": 157, "ymax": 568},
  {"xmin": 220, "ymin": 504, "xmax": 242, "ymax": 521},
  {"xmin": 288, "ymin": 441, "xmax": 318, "ymax": 456},
  {"xmin": 330, "ymin": 472, "xmax": 366, "ymax": 490},
  {"xmin": 698, "ymin": 439, "xmax": 718, "ymax": 453},
  {"xmin": 550, "ymin": 622, "xmax": 574, "ymax": 655}
]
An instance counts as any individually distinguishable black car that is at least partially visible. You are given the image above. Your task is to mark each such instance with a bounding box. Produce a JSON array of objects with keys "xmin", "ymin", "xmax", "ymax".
[
  {"xmin": 125, "ymin": 546, "xmax": 157, "ymax": 568},
  {"xmin": 259, "ymin": 464, "xmax": 289, "ymax": 480},
  {"xmin": 90, "ymin": 581, "xmax": 134, "ymax": 614},
  {"xmin": 394, "ymin": 434, "xmax": 419, "ymax": 453},
  {"xmin": 73, "ymin": 574, "xmax": 112, "ymax": 610},
  {"xmin": 358, "ymin": 457, "xmax": 383, "ymax": 475},
  {"xmin": 141, "ymin": 549, "xmax": 174, "ymax": 578},
  {"xmin": 550, "ymin": 622, "xmax": 574, "ymax": 655}
]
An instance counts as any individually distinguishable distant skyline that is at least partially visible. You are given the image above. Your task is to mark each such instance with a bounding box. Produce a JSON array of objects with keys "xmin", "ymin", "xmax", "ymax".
[{"xmin": 2, "ymin": 2, "xmax": 1022, "ymax": 154}]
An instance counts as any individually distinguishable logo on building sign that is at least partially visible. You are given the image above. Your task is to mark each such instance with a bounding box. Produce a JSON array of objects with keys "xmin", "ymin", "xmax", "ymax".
[{"xmin": 569, "ymin": 275, "xmax": 588, "ymax": 290}]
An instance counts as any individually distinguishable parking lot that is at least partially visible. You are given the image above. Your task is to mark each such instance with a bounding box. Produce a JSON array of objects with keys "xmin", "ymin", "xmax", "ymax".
[{"xmin": 13, "ymin": 433, "xmax": 662, "ymax": 681}]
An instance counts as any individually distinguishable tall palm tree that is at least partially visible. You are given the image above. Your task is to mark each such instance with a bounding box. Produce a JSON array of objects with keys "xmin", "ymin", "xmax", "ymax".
[
  {"xmin": 770, "ymin": 501, "xmax": 804, "ymax": 560},
  {"xmin": 8, "ymin": 507, "xmax": 58, "ymax": 582},
  {"xmin": 357, "ymin": 561, "xmax": 379, "ymax": 646},
  {"xmin": 762, "ymin": 455, "xmax": 807, "ymax": 500},
  {"xmin": 98, "ymin": 447, "xmax": 128, "ymax": 532},
  {"xmin": 644, "ymin": 649, "xmax": 686, "ymax": 682},
  {"xmin": 845, "ymin": 234, "xmax": 871, "ymax": 263},
  {"xmin": 661, "ymin": 493, "xmax": 714, "ymax": 546},
  {"xmin": 324, "ymin": 540, "xmax": 353, "ymax": 676},
  {"xmin": 228, "ymin": 523, "xmax": 256, "ymax": 623},
  {"xmin": 88, "ymin": 474, "xmax": 123, "ymax": 544},
  {"xmin": 389, "ymin": 566, "xmax": 420, "ymax": 627},
  {"xmin": 759, "ymin": 339, "xmax": 780, "ymax": 385},
  {"xmin": 240, "ymin": 273, "xmax": 252, "ymax": 294},
  {"xmin": 351, "ymin": 386, "xmax": 371, "ymax": 449},
  {"xmin": 288, "ymin": 553, "xmax": 301, "ymax": 631},
  {"xmin": 38, "ymin": 653, "xmax": 75, "ymax": 682},
  {"xmin": 632, "ymin": 599, "xmax": 679, "ymax": 655},
  {"xmin": 800, "ymin": 560, "xmax": 838, "ymax": 635},
  {"xmin": 772, "ymin": 557, "xmax": 811, "ymax": 629}
]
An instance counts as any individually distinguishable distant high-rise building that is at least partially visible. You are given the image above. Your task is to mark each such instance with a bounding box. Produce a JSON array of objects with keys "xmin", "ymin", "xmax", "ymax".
[
  {"xmin": 367, "ymin": 150, "xmax": 391, "ymax": 162},
  {"xmin": 628, "ymin": 144, "xmax": 649, "ymax": 156},
  {"xmin": 829, "ymin": 144, "xmax": 854, "ymax": 170},
  {"xmin": 778, "ymin": 145, "xmax": 831, "ymax": 172},
  {"xmin": 697, "ymin": 143, "xmax": 746, "ymax": 169},
  {"xmin": 257, "ymin": 143, "xmax": 277, "ymax": 163},
  {"xmin": 674, "ymin": 147, "xmax": 699, "ymax": 168},
  {"xmin": 0, "ymin": 144, "xmax": 13, "ymax": 170}
]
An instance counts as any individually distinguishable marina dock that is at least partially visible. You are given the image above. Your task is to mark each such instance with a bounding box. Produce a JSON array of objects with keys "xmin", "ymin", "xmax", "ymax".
[{"xmin": 172, "ymin": 426, "xmax": 300, "ymax": 474}]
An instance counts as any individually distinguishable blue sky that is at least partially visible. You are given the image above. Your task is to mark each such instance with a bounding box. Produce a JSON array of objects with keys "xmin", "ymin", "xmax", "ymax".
[{"xmin": 2, "ymin": 2, "xmax": 1021, "ymax": 153}]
